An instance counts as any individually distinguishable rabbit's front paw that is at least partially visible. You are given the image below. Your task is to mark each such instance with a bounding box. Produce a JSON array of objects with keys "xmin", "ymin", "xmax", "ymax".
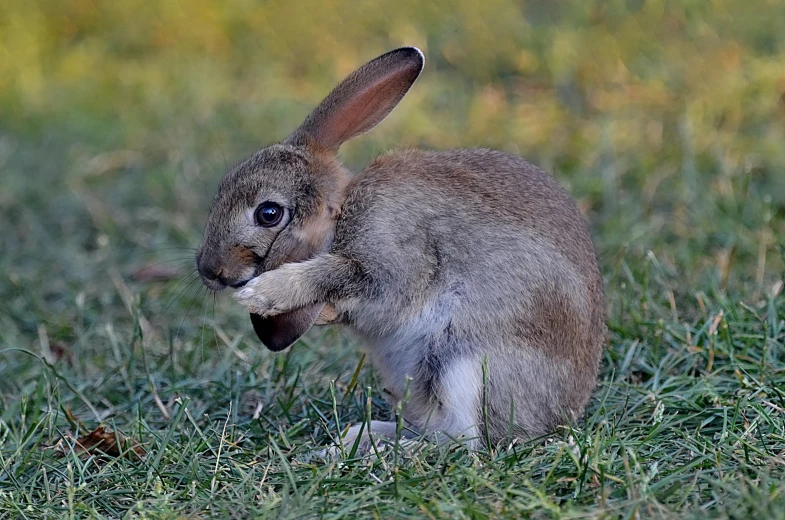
[{"xmin": 233, "ymin": 275, "xmax": 284, "ymax": 317}]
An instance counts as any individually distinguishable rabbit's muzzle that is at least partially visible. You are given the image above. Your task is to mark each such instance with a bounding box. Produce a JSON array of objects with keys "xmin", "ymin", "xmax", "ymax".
[{"xmin": 196, "ymin": 247, "xmax": 258, "ymax": 291}]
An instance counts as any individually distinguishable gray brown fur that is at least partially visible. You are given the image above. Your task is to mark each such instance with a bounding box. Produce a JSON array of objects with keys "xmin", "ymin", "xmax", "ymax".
[{"xmin": 196, "ymin": 47, "xmax": 606, "ymax": 449}]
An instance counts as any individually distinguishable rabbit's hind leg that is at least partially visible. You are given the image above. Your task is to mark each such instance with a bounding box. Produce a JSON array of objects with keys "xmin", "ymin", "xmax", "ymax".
[
  {"xmin": 437, "ymin": 356, "xmax": 485, "ymax": 449},
  {"xmin": 409, "ymin": 354, "xmax": 484, "ymax": 451},
  {"xmin": 325, "ymin": 356, "xmax": 485, "ymax": 457}
]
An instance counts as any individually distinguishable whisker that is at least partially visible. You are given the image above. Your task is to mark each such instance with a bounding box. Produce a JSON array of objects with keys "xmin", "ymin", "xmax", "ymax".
[
  {"xmin": 139, "ymin": 247, "xmax": 198, "ymax": 259},
  {"xmin": 212, "ymin": 127, "xmax": 229, "ymax": 172},
  {"xmin": 158, "ymin": 271, "xmax": 199, "ymax": 313},
  {"xmin": 135, "ymin": 258, "xmax": 195, "ymax": 271},
  {"xmin": 211, "ymin": 292, "xmax": 220, "ymax": 354},
  {"xmin": 199, "ymin": 284, "xmax": 211, "ymax": 359},
  {"xmin": 157, "ymin": 272, "xmax": 201, "ymax": 327},
  {"xmin": 174, "ymin": 284, "xmax": 205, "ymax": 347}
]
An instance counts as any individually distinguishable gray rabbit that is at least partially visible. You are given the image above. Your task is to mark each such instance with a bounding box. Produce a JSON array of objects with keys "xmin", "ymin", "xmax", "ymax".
[{"xmin": 196, "ymin": 47, "xmax": 605, "ymax": 450}]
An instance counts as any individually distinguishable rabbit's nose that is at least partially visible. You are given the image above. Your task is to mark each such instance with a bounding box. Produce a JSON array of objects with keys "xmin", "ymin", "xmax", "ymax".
[
  {"xmin": 197, "ymin": 257, "xmax": 223, "ymax": 284},
  {"xmin": 200, "ymin": 265, "xmax": 219, "ymax": 281}
]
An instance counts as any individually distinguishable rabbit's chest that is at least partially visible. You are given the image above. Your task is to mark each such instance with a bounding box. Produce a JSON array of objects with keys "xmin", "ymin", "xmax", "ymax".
[{"xmin": 350, "ymin": 295, "xmax": 459, "ymax": 400}]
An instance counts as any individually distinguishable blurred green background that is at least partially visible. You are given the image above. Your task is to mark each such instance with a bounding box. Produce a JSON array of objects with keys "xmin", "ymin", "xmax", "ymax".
[
  {"xmin": 1, "ymin": 0, "xmax": 785, "ymax": 516},
  {"xmin": 2, "ymin": 0, "xmax": 783, "ymax": 300}
]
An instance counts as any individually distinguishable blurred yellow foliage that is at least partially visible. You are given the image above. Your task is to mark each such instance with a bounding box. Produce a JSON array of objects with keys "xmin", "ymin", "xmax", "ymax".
[{"xmin": 1, "ymin": 0, "xmax": 783, "ymax": 172}]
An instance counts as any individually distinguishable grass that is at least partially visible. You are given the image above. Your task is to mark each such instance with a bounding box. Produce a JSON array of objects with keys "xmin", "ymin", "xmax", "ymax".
[{"xmin": 1, "ymin": 1, "xmax": 785, "ymax": 518}]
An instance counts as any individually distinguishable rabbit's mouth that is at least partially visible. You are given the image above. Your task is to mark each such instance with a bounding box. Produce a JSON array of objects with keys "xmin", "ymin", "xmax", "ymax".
[
  {"xmin": 197, "ymin": 265, "xmax": 256, "ymax": 292},
  {"xmin": 213, "ymin": 252, "xmax": 264, "ymax": 290}
]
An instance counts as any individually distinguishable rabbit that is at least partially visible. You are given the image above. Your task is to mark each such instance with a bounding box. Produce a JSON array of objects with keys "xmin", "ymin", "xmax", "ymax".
[{"xmin": 196, "ymin": 47, "xmax": 606, "ymax": 451}]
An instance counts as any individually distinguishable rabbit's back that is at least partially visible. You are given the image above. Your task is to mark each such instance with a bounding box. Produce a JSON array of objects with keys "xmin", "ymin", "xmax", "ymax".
[
  {"xmin": 335, "ymin": 148, "xmax": 602, "ymax": 313},
  {"xmin": 342, "ymin": 149, "xmax": 597, "ymax": 269},
  {"xmin": 331, "ymin": 148, "xmax": 605, "ymax": 439}
]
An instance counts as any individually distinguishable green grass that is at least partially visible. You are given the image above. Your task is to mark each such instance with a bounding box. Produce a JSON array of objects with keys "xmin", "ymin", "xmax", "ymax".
[{"xmin": 1, "ymin": 1, "xmax": 785, "ymax": 518}]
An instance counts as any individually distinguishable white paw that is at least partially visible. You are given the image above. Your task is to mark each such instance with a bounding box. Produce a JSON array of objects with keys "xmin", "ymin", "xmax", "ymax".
[
  {"xmin": 341, "ymin": 424, "xmax": 381, "ymax": 454},
  {"xmin": 233, "ymin": 276, "xmax": 277, "ymax": 316},
  {"xmin": 323, "ymin": 422, "xmax": 424, "ymax": 459}
]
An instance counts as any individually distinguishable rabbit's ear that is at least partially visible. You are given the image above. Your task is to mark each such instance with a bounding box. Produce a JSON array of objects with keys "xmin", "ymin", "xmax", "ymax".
[
  {"xmin": 250, "ymin": 304, "xmax": 324, "ymax": 352},
  {"xmin": 287, "ymin": 47, "xmax": 424, "ymax": 151}
]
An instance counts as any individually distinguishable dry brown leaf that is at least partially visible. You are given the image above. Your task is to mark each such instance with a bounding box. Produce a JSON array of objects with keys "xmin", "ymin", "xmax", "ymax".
[
  {"xmin": 49, "ymin": 340, "xmax": 74, "ymax": 364},
  {"xmin": 55, "ymin": 426, "xmax": 146, "ymax": 461},
  {"xmin": 131, "ymin": 264, "xmax": 182, "ymax": 282}
]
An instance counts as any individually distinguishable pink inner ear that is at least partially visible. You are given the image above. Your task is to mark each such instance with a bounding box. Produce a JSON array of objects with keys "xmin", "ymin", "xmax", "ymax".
[
  {"xmin": 287, "ymin": 48, "xmax": 424, "ymax": 151},
  {"xmin": 312, "ymin": 67, "xmax": 414, "ymax": 150}
]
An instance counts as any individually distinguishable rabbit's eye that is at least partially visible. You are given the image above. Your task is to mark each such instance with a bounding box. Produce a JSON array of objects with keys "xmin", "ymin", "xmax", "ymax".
[{"xmin": 255, "ymin": 202, "xmax": 284, "ymax": 227}]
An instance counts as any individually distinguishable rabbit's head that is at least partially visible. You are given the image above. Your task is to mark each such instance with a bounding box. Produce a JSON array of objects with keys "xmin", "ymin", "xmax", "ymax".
[
  {"xmin": 196, "ymin": 47, "xmax": 424, "ymax": 350},
  {"xmin": 196, "ymin": 144, "xmax": 346, "ymax": 291}
]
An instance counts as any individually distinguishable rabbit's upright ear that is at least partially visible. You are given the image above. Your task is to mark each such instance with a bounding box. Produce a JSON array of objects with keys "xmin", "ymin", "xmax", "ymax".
[{"xmin": 287, "ymin": 47, "xmax": 424, "ymax": 151}]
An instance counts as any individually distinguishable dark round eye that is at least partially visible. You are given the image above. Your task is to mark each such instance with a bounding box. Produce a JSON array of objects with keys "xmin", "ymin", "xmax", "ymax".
[{"xmin": 254, "ymin": 202, "xmax": 284, "ymax": 227}]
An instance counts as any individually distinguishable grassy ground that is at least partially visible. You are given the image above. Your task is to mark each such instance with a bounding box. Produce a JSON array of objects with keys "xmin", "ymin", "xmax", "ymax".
[{"xmin": 1, "ymin": 1, "xmax": 785, "ymax": 518}]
